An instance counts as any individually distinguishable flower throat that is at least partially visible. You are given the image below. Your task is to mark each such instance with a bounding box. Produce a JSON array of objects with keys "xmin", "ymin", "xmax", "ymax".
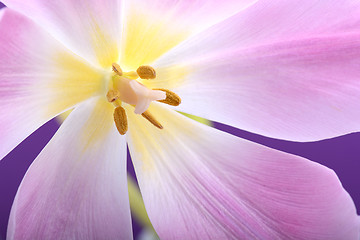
[{"xmin": 107, "ymin": 63, "xmax": 181, "ymax": 135}]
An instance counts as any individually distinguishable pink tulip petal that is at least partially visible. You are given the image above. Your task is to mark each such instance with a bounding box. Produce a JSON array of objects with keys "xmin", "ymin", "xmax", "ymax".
[
  {"xmin": 8, "ymin": 98, "xmax": 132, "ymax": 240},
  {"xmin": 120, "ymin": 0, "xmax": 257, "ymax": 69},
  {"xmin": 150, "ymin": 0, "xmax": 360, "ymax": 141},
  {"xmin": 128, "ymin": 0, "xmax": 258, "ymax": 33},
  {"xmin": 126, "ymin": 104, "xmax": 360, "ymax": 239},
  {"xmin": 1, "ymin": 0, "xmax": 122, "ymax": 67},
  {"xmin": 0, "ymin": 9, "xmax": 105, "ymax": 160}
]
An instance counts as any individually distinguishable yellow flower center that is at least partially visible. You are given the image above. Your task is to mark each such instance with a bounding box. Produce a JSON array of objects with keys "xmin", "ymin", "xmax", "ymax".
[{"xmin": 107, "ymin": 63, "xmax": 181, "ymax": 135}]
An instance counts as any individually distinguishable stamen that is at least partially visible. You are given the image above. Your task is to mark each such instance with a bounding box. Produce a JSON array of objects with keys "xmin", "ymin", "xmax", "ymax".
[
  {"xmin": 106, "ymin": 89, "xmax": 120, "ymax": 103},
  {"xmin": 112, "ymin": 63, "xmax": 123, "ymax": 76},
  {"xmin": 141, "ymin": 110, "xmax": 163, "ymax": 129},
  {"xmin": 114, "ymin": 106, "xmax": 128, "ymax": 135},
  {"xmin": 153, "ymin": 88, "xmax": 181, "ymax": 106},
  {"xmin": 136, "ymin": 65, "xmax": 156, "ymax": 79},
  {"xmin": 123, "ymin": 71, "xmax": 139, "ymax": 80}
]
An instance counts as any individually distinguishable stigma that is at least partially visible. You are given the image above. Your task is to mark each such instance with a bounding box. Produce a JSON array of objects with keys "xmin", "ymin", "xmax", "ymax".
[{"xmin": 107, "ymin": 63, "xmax": 182, "ymax": 135}]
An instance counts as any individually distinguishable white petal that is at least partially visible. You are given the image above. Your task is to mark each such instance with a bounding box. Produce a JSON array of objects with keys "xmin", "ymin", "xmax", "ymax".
[
  {"xmin": 2, "ymin": 0, "xmax": 123, "ymax": 67},
  {"xmin": 120, "ymin": 0, "xmax": 257, "ymax": 69},
  {"xmin": 149, "ymin": 0, "xmax": 360, "ymax": 141},
  {"xmin": 126, "ymin": 104, "xmax": 360, "ymax": 239},
  {"xmin": 0, "ymin": 9, "xmax": 105, "ymax": 160},
  {"xmin": 8, "ymin": 98, "xmax": 133, "ymax": 240}
]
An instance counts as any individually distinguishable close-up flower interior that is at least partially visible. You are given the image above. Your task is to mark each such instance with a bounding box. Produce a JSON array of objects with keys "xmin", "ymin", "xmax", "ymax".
[{"xmin": 1, "ymin": 0, "xmax": 360, "ymax": 239}]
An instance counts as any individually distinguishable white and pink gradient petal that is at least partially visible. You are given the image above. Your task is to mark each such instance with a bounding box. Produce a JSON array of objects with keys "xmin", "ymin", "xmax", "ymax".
[
  {"xmin": 0, "ymin": 9, "xmax": 105, "ymax": 161},
  {"xmin": 120, "ymin": 0, "xmax": 257, "ymax": 69},
  {"xmin": 1, "ymin": 0, "xmax": 122, "ymax": 68},
  {"xmin": 124, "ymin": 0, "xmax": 258, "ymax": 33},
  {"xmin": 126, "ymin": 104, "xmax": 360, "ymax": 240},
  {"xmin": 7, "ymin": 98, "xmax": 133, "ymax": 240},
  {"xmin": 152, "ymin": 0, "xmax": 360, "ymax": 141},
  {"xmin": 0, "ymin": 6, "xmax": 4, "ymax": 18}
]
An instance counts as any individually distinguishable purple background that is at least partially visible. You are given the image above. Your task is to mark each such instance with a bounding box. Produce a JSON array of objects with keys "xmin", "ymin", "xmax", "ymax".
[{"xmin": 1, "ymin": 2, "xmax": 360, "ymax": 239}]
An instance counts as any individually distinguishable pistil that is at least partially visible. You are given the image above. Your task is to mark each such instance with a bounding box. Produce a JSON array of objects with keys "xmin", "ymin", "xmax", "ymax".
[{"xmin": 108, "ymin": 62, "xmax": 182, "ymax": 135}]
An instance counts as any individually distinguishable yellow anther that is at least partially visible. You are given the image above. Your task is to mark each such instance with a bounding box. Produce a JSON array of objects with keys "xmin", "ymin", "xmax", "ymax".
[
  {"xmin": 136, "ymin": 65, "xmax": 156, "ymax": 79},
  {"xmin": 154, "ymin": 88, "xmax": 181, "ymax": 106},
  {"xmin": 106, "ymin": 89, "xmax": 120, "ymax": 103},
  {"xmin": 114, "ymin": 106, "xmax": 128, "ymax": 135},
  {"xmin": 141, "ymin": 110, "xmax": 163, "ymax": 129},
  {"xmin": 112, "ymin": 63, "xmax": 123, "ymax": 76}
]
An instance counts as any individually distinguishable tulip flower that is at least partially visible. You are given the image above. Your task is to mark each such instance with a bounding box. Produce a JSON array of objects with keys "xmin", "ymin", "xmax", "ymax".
[{"xmin": 0, "ymin": 0, "xmax": 359, "ymax": 239}]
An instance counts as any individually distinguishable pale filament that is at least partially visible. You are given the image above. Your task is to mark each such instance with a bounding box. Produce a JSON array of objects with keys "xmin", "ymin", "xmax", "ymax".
[{"xmin": 108, "ymin": 63, "xmax": 182, "ymax": 135}]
